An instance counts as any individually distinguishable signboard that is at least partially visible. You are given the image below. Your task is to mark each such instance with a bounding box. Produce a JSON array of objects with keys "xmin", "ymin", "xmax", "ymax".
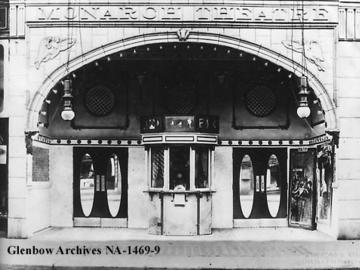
[
  {"xmin": 141, "ymin": 115, "xmax": 219, "ymax": 134},
  {"xmin": 26, "ymin": 5, "xmax": 337, "ymax": 24}
]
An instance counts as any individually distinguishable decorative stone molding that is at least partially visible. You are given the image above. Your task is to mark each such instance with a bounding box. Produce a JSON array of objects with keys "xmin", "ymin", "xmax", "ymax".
[
  {"xmin": 282, "ymin": 40, "xmax": 325, "ymax": 72},
  {"xmin": 34, "ymin": 36, "xmax": 76, "ymax": 69},
  {"xmin": 177, "ymin": 29, "xmax": 190, "ymax": 41},
  {"xmin": 339, "ymin": 8, "xmax": 360, "ymax": 41}
]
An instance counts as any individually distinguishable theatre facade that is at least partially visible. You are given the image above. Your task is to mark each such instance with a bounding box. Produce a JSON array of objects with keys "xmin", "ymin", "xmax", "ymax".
[{"xmin": 1, "ymin": 0, "xmax": 360, "ymax": 239}]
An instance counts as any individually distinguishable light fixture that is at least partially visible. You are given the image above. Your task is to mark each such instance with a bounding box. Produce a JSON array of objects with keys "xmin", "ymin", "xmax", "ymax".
[
  {"xmin": 61, "ymin": 79, "xmax": 75, "ymax": 121},
  {"xmin": 296, "ymin": 0, "xmax": 311, "ymax": 119},
  {"xmin": 296, "ymin": 75, "xmax": 311, "ymax": 118}
]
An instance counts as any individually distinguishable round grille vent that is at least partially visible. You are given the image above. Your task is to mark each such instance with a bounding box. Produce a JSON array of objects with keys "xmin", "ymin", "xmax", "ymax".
[
  {"xmin": 245, "ymin": 85, "xmax": 276, "ymax": 117},
  {"xmin": 84, "ymin": 85, "xmax": 115, "ymax": 116}
]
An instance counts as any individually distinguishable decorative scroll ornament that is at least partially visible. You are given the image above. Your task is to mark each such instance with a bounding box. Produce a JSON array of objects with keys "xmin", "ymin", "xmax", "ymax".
[
  {"xmin": 177, "ymin": 29, "xmax": 190, "ymax": 41},
  {"xmin": 282, "ymin": 40, "xmax": 325, "ymax": 72},
  {"xmin": 34, "ymin": 36, "xmax": 76, "ymax": 69}
]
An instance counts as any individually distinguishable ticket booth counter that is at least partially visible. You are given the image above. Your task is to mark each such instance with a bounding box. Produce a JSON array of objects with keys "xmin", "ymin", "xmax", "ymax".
[{"xmin": 141, "ymin": 115, "xmax": 218, "ymax": 235}]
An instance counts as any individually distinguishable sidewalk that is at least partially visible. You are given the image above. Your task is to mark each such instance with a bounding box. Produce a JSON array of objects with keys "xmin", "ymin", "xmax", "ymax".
[{"xmin": 1, "ymin": 228, "xmax": 360, "ymax": 269}]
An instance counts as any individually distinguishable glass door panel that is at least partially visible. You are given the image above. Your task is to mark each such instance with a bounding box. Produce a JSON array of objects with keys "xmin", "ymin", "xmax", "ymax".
[
  {"xmin": 266, "ymin": 154, "xmax": 281, "ymax": 218},
  {"xmin": 74, "ymin": 147, "xmax": 128, "ymax": 219},
  {"xmin": 239, "ymin": 154, "xmax": 254, "ymax": 218},
  {"xmin": 79, "ymin": 153, "xmax": 95, "ymax": 217},
  {"xmin": 233, "ymin": 148, "xmax": 287, "ymax": 219},
  {"xmin": 106, "ymin": 154, "xmax": 122, "ymax": 217},
  {"xmin": 289, "ymin": 149, "xmax": 316, "ymax": 229}
]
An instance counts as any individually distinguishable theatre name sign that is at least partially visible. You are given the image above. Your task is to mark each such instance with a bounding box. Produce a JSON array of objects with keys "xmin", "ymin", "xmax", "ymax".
[{"xmin": 26, "ymin": 4, "xmax": 337, "ymax": 24}]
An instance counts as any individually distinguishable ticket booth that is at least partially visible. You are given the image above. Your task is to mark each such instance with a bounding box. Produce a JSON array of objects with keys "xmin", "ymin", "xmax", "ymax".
[{"xmin": 142, "ymin": 115, "xmax": 218, "ymax": 235}]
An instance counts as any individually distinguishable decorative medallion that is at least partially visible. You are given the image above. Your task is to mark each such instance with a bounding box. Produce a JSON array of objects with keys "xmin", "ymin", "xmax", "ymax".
[
  {"xmin": 84, "ymin": 85, "xmax": 115, "ymax": 116},
  {"xmin": 34, "ymin": 36, "xmax": 76, "ymax": 69},
  {"xmin": 245, "ymin": 85, "xmax": 276, "ymax": 117}
]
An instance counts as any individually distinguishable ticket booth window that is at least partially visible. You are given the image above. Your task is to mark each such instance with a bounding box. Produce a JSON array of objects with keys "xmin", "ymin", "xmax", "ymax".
[
  {"xmin": 147, "ymin": 145, "xmax": 213, "ymax": 191},
  {"xmin": 195, "ymin": 147, "xmax": 209, "ymax": 189},
  {"xmin": 151, "ymin": 147, "xmax": 165, "ymax": 188},
  {"xmin": 170, "ymin": 146, "xmax": 190, "ymax": 190}
]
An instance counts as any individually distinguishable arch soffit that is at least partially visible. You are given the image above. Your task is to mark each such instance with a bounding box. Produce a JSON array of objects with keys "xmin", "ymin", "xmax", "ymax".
[{"xmin": 27, "ymin": 31, "xmax": 337, "ymax": 131}]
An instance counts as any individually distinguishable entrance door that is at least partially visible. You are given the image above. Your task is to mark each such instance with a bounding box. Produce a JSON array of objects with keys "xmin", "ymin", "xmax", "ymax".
[
  {"xmin": 289, "ymin": 148, "xmax": 316, "ymax": 229},
  {"xmin": 73, "ymin": 147, "xmax": 128, "ymax": 227},
  {"xmin": 233, "ymin": 148, "xmax": 287, "ymax": 220},
  {"xmin": 0, "ymin": 118, "xmax": 8, "ymax": 236}
]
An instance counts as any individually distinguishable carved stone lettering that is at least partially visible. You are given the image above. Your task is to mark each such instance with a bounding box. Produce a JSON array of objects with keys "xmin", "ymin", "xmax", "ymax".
[
  {"xmin": 313, "ymin": 8, "xmax": 329, "ymax": 21},
  {"xmin": 37, "ymin": 7, "xmax": 61, "ymax": 21},
  {"xmin": 272, "ymin": 9, "xmax": 287, "ymax": 21},
  {"xmin": 80, "ymin": 7, "xmax": 99, "ymax": 20},
  {"xmin": 29, "ymin": 6, "xmax": 334, "ymax": 24},
  {"xmin": 235, "ymin": 8, "xmax": 252, "ymax": 21},
  {"xmin": 213, "ymin": 7, "xmax": 234, "ymax": 20},
  {"xmin": 64, "ymin": 7, "xmax": 77, "ymax": 20},
  {"xmin": 195, "ymin": 7, "xmax": 211, "ymax": 20},
  {"xmin": 254, "ymin": 9, "xmax": 273, "ymax": 21},
  {"xmin": 119, "ymin": 7, "xmax": 138, "ymax": 20},
  {"xmin": 160, "ymin": 7, "xmax": 181, "ymax": 20},
  {"xmin": 143, "ymin": 7, "xmax": 157, "ymax": 20}
]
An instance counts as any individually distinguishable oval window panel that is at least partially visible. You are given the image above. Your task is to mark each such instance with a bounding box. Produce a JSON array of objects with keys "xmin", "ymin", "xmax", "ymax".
[
  {"xmin": 106, "ymin": 154, "xmax": 122, "ymax": 217},
  {"xmin": 79, "ymin": 153, "xmax": 95, "ymax": 217},
  {"xmin": 239, "ymin": 154, "xmax": 254, "ymax": 218},
  {"xmin": 266, "ymin": 154, "xmax": 281, "ymax": 217}
]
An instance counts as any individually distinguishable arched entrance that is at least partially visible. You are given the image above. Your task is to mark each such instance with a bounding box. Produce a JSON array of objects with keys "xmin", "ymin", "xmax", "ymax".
[
  {"xmin": 27, "ymin": 34, "xmax": 338, "ymax": 235},
  {"xmin": 26, "ymin": 31, "xmax": 337, "ymax": 132}
]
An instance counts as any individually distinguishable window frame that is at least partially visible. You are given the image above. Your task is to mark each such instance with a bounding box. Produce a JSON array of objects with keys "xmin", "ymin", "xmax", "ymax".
[{"xmin": 146, "ymin": 145, "xmax": 213, "ymax": 192}]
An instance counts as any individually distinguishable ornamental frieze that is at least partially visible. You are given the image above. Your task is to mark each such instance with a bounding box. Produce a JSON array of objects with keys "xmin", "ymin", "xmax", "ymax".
[{"xmin": 26, "ymin": 5, "xmax": 337, "ymax": 25}]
